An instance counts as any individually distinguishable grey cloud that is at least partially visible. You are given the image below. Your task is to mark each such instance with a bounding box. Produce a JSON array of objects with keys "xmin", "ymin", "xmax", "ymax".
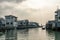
[
  {"xmin": 0, "ymin": 5, "xmax": 15, "ymax": 16},
  {"xmin": 0, "ymin": 0, "xmax": 31, "ymax": 19},
  {"xmin": 0, "ymin": 0, "xmax": 27, "ymax": 16},
  {"xmin": 0, "ymin": 0, "xmax": 26, "ymax": 3},
  {"xmin": 15, "ymin": 9, "xmax": 30, "ymax": 16},
  {"xmin": 0, "ymin": 4, "xmax": 30, "ymax": 18}
]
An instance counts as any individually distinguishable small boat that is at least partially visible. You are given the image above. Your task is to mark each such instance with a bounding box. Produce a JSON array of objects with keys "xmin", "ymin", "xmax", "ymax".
[
  {"xmin": 42, "ymin": 27, "xmax": 45, "ymax": 30},
  {"xmin": 42, "ymin": 26, "xmax": 45, "ymax": 30}
]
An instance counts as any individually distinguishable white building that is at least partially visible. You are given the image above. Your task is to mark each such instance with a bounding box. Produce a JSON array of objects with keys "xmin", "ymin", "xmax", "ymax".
[
  {"xmin": 46, "ymin": 21, "xmax": 55, "ymax": 29},
  {"xmin": 55, "ymin": 9, "xmax": 60, "ymax": 22},
  {"xmin": 55, "ymin": 9, "xmax": 60, "ymax": 27},
  {"xmin": 5, "ymin": 15, "xmax": 17, "ymax": 27},
  {"xmin": 46, "ymin": 8, "xmax": 60, "ymax": 29},
  {"xmin": 17, "ymin": 20, "xmax": 29, "ymax": 26},
  {"xmin": 0, "ymin": 18, "xmax": 5, "ymax": 27}
]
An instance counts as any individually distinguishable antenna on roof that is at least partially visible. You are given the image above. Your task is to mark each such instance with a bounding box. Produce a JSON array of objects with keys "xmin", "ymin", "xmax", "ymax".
[{"xmin": 57, "ymin": 6, "xmax": 59, "ymax": 10}]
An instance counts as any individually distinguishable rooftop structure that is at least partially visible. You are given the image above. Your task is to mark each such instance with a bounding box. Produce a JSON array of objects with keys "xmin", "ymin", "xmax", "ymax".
[
  {"xmin": 5, "ymin": 15, "xmax": 18, "ymax": 27},
  {"xmin": 55, "ymin": 9, "xmax": 60, "ymax": 22}
]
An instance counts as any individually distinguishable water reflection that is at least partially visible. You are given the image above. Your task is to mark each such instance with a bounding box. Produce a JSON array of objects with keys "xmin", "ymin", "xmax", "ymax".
[
  {"xmin": 0, "ymin": 28, "xmax": 60, "ymax": 40},
  {"xmin": 0, "ymin": 32, "xmax": 4, "ymax": 36},
  {"xmin": 17, "ymin": 29, "xmax": 29, "ymax": 40},
  {"xmin": 0, "ymin": 32, "xmax": 5, "ymax": 40},
  {"xmin": 5, "ymin": 29, "xmax": 17, "ymax": 40},
  {"xmin": 55, "ymin": 31, "xmax": 60, "ymax": 40},
  {"xmin": 46, "ymin": 30, "xmax": 55, "ymax": 40},
  {"xmin": 17, "ymin": 28, "xmax": 55, "ymax": 40}
]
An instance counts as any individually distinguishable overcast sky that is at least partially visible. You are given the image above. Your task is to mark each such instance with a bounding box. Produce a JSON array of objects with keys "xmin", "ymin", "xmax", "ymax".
[{"xmin": 0, "ymin": 0, "xmax": 60, "ymax": 25}]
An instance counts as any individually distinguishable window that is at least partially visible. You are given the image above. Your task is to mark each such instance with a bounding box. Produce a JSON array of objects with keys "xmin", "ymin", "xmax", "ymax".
[
  {"xmin": 59, "ymin": 17, "xmax": 60, "ymax": 19},
  {"xmin": 6, "ymin": 22, "xmax": 9, "ymax": 24},
  {"xmin": 2, "ymin": 24, "xmax": 5, "ymax": 26},
  {"xmin": 11, "ymin": 22, "xmax": 13, "ymax": 25}
]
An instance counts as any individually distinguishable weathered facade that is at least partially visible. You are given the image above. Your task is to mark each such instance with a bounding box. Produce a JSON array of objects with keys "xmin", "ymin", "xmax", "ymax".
[
  {"xmin": 46, "ymin": 9, "xmax": 60, "ymax": 30},
  {"xmin": 17, "ymin": 20, "xmax": 40, "ymax": 29},
  {"xmin": 0, "ymin": 18, "xmax": 5, "ymax": 30},
  {"xmin": 17, "ymin": 20, "xmax": 29, "ymax": 26},
  {"xmin": 5, "ymin": 15, "xmax": 17, "ymax": 27},
  {"xmin": 46, "ymin": 21, "xmax": 55, "ymax": 29}
]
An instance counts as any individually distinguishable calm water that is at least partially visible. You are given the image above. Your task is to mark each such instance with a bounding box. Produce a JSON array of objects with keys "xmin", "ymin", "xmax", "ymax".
[{"xmin": 0, "ymin": 28, "xmax": 60, "ymax": 40}]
